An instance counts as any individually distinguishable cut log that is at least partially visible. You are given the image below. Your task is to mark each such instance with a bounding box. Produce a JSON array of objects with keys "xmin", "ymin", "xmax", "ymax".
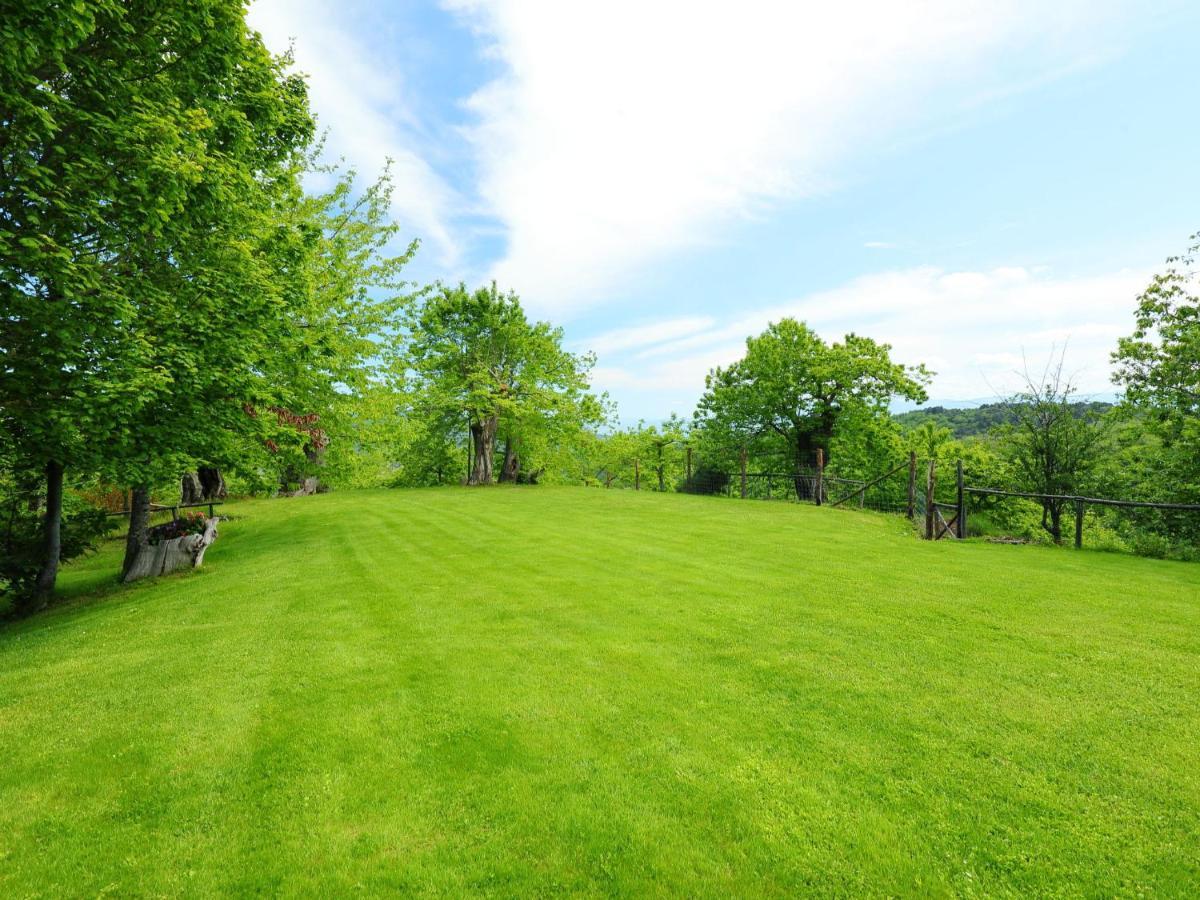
[{"xmin": 123, "ymin": 517, "xmax": 219, "ymax": 584}]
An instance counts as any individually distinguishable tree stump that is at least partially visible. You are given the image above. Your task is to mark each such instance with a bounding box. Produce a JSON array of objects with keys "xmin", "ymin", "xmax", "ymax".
[
  {"xmin": 182, "ymin": 467, "xmax": 227, "ymax": 505},
  {"xmin": 123, "ymin": 517, "xmax": 219, "ymax": 583}
]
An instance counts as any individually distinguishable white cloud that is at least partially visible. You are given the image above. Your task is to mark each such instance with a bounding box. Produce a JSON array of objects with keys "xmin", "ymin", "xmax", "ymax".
[
  {"xmin": 584, "ymin": 265, "xmax": 1148, "ymax": 413},
  {"xmin": 579, "ymin": 316, "xmax": 715, "ymax": 356},
  {"xmin": 247, "ymin": 0, "xmax": 460, "ymax": 265},
  {"xmin": 445, "ymin": 0, "xmax": 1124, "ymax": 317}
]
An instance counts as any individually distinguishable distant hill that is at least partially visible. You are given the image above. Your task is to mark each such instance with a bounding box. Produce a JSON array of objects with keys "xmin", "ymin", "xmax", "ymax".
[{"xmin": 894, "ymin": 401, "xmax": 1115, "ymax": 438}]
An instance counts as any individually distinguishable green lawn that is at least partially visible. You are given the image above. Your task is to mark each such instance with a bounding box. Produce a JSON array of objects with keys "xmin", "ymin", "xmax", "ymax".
[{"xmin": 2, "ymin": 487, "xmax": 1199, "ymax": 896}]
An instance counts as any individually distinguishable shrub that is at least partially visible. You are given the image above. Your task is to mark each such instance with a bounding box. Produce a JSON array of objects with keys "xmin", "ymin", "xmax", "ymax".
[
  {"xmin": 1, "ymin": 494, "xmax": 111, "ymax": 613},
  {"xmin": 680, "ymin": 465, "xmax": 730, "ymax": 495}
]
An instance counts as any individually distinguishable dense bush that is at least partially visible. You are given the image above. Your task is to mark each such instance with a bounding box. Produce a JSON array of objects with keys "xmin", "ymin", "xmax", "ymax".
[
  {"xmin": 1, "ymin": 493, "xmax": 110, "ymax": 612},
  {"xmin": 681, "ymin": 465, "xmax": 730, "ymax": 495}
]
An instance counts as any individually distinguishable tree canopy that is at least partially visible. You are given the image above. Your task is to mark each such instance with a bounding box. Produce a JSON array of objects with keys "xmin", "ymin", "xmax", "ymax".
[
  {"xmin": 0, "ymin": 1, "xmax": 423, "ymax": 602},
  {"xmin": 404, "ymin": 283, "xmax": 599, "ymax": 485},
  {"xmin": 694, "ymin": 319, "xmax": 930, "ymax": 479}
]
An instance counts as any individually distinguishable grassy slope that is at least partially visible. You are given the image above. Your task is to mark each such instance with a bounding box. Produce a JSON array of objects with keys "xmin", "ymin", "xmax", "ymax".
[{"xmin": 1, "ymin": 487, "xmax": 1198, "ymax": 897}]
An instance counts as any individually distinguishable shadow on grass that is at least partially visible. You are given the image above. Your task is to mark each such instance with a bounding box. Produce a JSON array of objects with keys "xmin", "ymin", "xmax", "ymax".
[{"xmin": 0, "ymin": 506, "xmax": 269, "ymax": 635}]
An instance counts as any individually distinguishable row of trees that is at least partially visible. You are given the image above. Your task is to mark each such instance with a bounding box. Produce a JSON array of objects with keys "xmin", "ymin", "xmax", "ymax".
[
  {"xmin": 559, "ymin": 234, "xmax": 1199, "ymax": 556},
  {"xmin": 3, "ymin": 6, "xmax": 1195, "ymax": 612},
  {"xmin": 325, "ymin": 229, "xmax": 1197, "ymax": 560},
  {"xmin": 1, "ymin": 2, "xmax": 412, "ymax": 610}
]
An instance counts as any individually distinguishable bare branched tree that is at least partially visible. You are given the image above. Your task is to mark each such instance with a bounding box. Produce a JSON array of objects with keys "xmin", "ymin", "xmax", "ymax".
[{"xmin": 1001, "ymin": 349, "xmax": 1108, "ymax": 544}]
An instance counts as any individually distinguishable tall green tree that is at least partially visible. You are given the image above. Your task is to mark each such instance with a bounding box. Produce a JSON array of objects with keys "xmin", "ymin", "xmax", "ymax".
[
  {"xmin": 1110, "ymin": 231, "xmax": 1200, "ymax": 546},
  {"xmin": 181, "ymin": 159, "xmax": 417, "ymax": 500},
  {"xmin": 694, "ymin": 319, "xmax": 929, "ymax": 498},
  {"xmin": 1113, "ymin": 233, "xmax": 1200, "ymax": 417},
  {"xmin": 405, "ymin": 284, "xmax": 597, "ymax": 485},
  {"xmin": 1, "ymin": 1, "xmax": 316, "ymax": 601}
]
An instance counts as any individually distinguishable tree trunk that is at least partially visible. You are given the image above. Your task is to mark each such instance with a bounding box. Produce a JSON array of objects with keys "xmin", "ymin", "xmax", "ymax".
[
  {"xmin": 792, "ymin": 433, "xmax": 831, "ymax": 501},
  {"xmin": 468, "ymin": 416, "xmax": 497, "ymax": 485},
  {"xmin": 793, "ymin": 438, "xmax": 814, "ymax": 501},
  {"xmin": 32, "ymin": 459, "xmax": 65, "ymax": 606},
  {"xmin": 123, "ymin": 516, "xmax": 219, "ymax": 584},
  {"xmin": 1044, "ymin": 503, "xmax": 1064, "ymax": 545},
  {"xmin": 181, "ymin": 471, "xmax": 203, "ymax": 505},
  {"xmin": 656, "ymin": 446, "xmax": 665, "ymax": 492},
  {"xmin": 182, "ymin": 467, "xmax": 227, "ymax": 504},
  {"xmin": 198, "ymin": 467, "xmax": 226, "ymax": 499},
  {"xmin": 499, "ymin": 437, "xmax": 520, "ymax": 483},
  {"xmin": 122, "ymin": 485, "xmax": 151, "ymax": 581}
]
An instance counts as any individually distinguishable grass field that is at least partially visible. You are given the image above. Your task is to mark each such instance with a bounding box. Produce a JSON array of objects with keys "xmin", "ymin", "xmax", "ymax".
[{"xmin": 2, "ymin": 487, "xmax": 1199, "ymax": 896}]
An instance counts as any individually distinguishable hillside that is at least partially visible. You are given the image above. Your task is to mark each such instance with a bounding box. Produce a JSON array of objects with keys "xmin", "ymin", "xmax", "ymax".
[
  {"xmin": 895, "ymin": 400, "xmax": 1115, "ymax": 438},
  {"xmin": 3, "ymin": 487, "xmax": 1199, "ymax": 895}
]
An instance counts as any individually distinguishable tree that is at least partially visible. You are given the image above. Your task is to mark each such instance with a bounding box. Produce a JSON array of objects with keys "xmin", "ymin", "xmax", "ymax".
[
  {"xmin": 180, "ymin": 159, "xmax": 416, "ymax": 502},
  {"xmin": 0, "ymin": 0, "xmax": 316, "ymax": 604},
  {"xmin": 405, "ymin": 284, "xmax": 597, "ymax": 486},
  {"xmin": 694, "ymin": 319, "xmax": 930, "ymax": 498},
  {"xmin": 999, "ymin": 354, "xmax": 1106, "ymax": 544},
  {"xmin": 587, "ymin": 426, "xmax": 643, "ymax": 488},
  {"xmin": 638, "ymin": 414, "xmax": 689, "ymax": 491},
  {"xmin": 1113, "ymin": 233, "xmax": 1200, "ymax": 417},
  {"xmin": 906, "ymin": 420, "xmax": 954, "ymax": 460},
  {"xmin": 1110, "ymin": 231, "xmax": 1200, "ymax": 548}
]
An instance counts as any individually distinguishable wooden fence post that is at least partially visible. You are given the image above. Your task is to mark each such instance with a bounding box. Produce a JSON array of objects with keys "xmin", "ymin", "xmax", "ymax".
[
  {"xmin": 815, "ymin": 448, "xmax": 824, "ymax": 506},
  {"xmin": 907, "ymin": 452, "xmax": 917, "ymax": 520},
  {"xmin": 1074, "ymin": 499, "xmax": 1084, "ymax": 549},
  {"xmin": 740, "ymin": 446, "xmax": 747, "ymax": 499},
  {"xmin": 925, "ymin": 459, "xmax": 936, "ymax": 540},
  {"xmin": 956, "ymin": 459, "xmax": 965, "ymax": 539},
  {"xmin": 634, "ymin": 458, "xmax": 640, "ymax": 491}
]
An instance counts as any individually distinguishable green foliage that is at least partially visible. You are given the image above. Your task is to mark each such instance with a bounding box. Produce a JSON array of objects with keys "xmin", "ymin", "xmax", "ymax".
[
  {"xmin": 1113, "ymin": 232, "xmax": 1200, "ymax": 417},
  {"xmin": 320, "ymin": 385, "xmax": 463, "ymax": 489},
  {"xmin": 1109, "ymin": 232, "xmax": 1200, "ymax": 549},
  {"xmin": 1, "ymin": 3, "xmax": 417, "ymax": 591},
  {"xmin": 636, "ymin": 414, "xmax": 690, "ymax": 491},
  {"xmin": 0, "ymin": 0, "xmax": 332, "ymax": 591},
  {"xmin": 1, "ymin": 488, "xmax": 108, "ymax": 611},
  {"xmin": 228, "ymin": 159, "xmax": 417, "ymax": 491},
  {"xmin": 695, "ymin": 319, "xmax": 930, "ymax": 471},
  {"xmin": 1, "ymin": 0, "xmax": 316, "ymax": 483},
  {"xmin": 404, "ymin": 283, "xmax": 600, "ymax": 484},
  {"xmin": 894, "ymin": 401, "xmax": 1113, "ymax": 438},
  {"xmin": 825, "ymin": 406, "xmax": 905, "ymax": 481},
  {"xmin": 994, "ymin": 358, "xmax": 1107, "ymax": 543}
]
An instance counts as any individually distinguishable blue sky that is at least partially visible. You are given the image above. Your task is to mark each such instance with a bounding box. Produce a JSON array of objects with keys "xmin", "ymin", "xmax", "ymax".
[{"xmin": 248, "ymin": 0, "xmax": 1199, "ymax": 423}]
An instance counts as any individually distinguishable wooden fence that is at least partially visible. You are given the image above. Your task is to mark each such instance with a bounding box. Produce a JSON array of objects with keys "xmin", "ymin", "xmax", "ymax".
[
  {"xmin": 964, "ymin": 486, "xmax": 1200, "ymax": 549},
  {"xmin": 104, "ymin": 500, "xmax": 223, "ymax": 520},
  {"xmin": 600, "ymin": 446, "xmax": 1199, "ymax": 549}
]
